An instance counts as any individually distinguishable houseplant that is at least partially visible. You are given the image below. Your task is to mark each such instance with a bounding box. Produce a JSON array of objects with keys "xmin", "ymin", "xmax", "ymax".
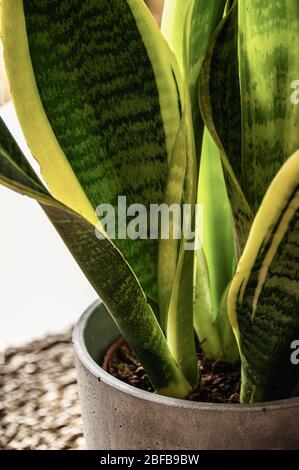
[{"xmin": 0, "ymin": 0, "xmax": 299, "ymax": 449}]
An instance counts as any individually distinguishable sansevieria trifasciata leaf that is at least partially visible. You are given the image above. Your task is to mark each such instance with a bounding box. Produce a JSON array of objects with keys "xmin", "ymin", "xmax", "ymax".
[
  {"xmin": 186, "ymin": 0, "xmax": 227, "ymax": 156},
  {"xmin": 226, "ymin": 0, "xmax": 299, "ymax": 402},
  {"xmin": 228, "ymin": 151, "xmax": 299, "ymax": 403},
  {"xmin": 199, "ymin": 1, "xmax": 253, "ymax": 257},
  {"xmin": 197, "ymin": 129, "xmax": 238, "ymax": 362},
  {"xmin": 1, "ymin": 0, "xmax": 183, "ymax": 307},
  {"xmin": 238, "ymin": 0, "xmax": 299, "ymax": 212},
  {"xmin": 0, "ymin": 116, "xmax": 192, "ymax": 399}
]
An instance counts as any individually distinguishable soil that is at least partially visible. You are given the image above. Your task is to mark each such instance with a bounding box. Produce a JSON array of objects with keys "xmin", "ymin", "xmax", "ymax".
[{"xmin": 103, "ymin": 338, "xmax": 241, "ymax": 404}]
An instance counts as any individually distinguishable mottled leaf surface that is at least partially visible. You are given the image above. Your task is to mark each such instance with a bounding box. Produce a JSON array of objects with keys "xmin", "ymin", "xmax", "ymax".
[
  {"xmin": 3, "ymin": 0, "xmax": 183, "ymax": 303},
  {"xmin": 239, "ymin": 0, "xmax": 299, "ymax": 211},
  {"xmin": 229, "ymin": 151, "xmax": 299, "ymax": 402},
  {"xmin": 199, "ymin": 2, "xmax": 253, "ymax": 256},
  {"xmin": 0, "ymin": 117, "xmax": 191, "ymax": 398}
]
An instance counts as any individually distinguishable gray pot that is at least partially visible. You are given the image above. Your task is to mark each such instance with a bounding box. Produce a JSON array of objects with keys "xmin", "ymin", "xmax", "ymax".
[{"xmin": 73, "ymin": 300, "xmax": 299, "ymax": 450}]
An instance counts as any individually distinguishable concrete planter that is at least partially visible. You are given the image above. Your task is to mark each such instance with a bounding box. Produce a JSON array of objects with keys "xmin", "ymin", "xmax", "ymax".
[{"xmin": 73, "ymin": 300, "xmax": 299, "ymax": 450}]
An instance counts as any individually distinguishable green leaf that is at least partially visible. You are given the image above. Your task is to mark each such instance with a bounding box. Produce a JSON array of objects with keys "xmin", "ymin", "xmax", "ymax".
[
  {"xmin": 197, "ymin": 129, "xmax": 238, "ymax": 362},
  {"xmin": 228, "ymin": 150, "xmax": 299, "ymax": 402},
  {"xmin": 198, "ymin": 129, "xmax": 236, "ymax": 327},
  {"xmin": 157, "ymin": 88, "xmax": 199, "ymax": 386},
  {"xmin": 167, "ymin": 246, "xmax": 199, "ymax": 388},
  {"xmin": 157, "ymin": 106, "xmax": 190, "ymax": 331},
  {"xmin": 193, "ymin": 246, "xmax": 223, "ymax": 359},
  {"xmin": 156, "ymin": 9, "xmax": 198, "ymax": 331},
  {"xmin": 161, "ymin": 0, "xmax": 190, "ymax": 74},
  {"xmin": 1, "ymin": 0, "xmax": 183, "ymax": 305},
  {"xmin": 186, "ymin": 0, "xmax": 226, "ymax": 155},
  {"xmin": 162, "ymin": 0, "xmax": 227, "ymax": 156},
  {"xmin": 238, "ymin": 0, "xmax": 299, "ymax": 212},
  {"xmin": 0, "ymin": 117, "xmax": 192, "ymax": 399},
  {"xmin": 162, "ymin": 0, "xmax": 233, "ymax": 364},
  {"xmin": 199, "ymin": 1, "xmax": 254, "ymax": 256},
  {"xmin": 217, "ymin": 283, "xmax": 239, "ymax": 364}
]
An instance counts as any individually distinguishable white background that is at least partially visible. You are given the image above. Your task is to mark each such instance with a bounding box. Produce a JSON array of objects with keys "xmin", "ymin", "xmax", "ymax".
[{"xmin": 0, "ymin": 103, "xmax": 97, "ymax": 350}]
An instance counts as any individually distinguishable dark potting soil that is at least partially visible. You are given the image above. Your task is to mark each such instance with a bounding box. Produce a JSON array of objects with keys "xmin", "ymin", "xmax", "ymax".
[{"xmin": 103, "ymin": 338, "xmax": 241, "ymax": 404}]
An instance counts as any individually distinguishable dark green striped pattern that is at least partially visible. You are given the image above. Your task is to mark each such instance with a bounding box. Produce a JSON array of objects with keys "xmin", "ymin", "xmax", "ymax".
[
  {"xmin": 0, "ymin": 116, "xmax": 191, "ymax": 398},
  {"xmin": 207, "ymin": 5, "xmax": 242, "ymax": 187},
  {"xmin": 23, "ymin": 0, "xmax": 176, "ymax": 302},
  {"xmin": 188, "ymin": 0, "xmax": 226, "ymax": 156},
  {"xmin": 199, "ymin": 2, "xmax": 253, "ymax": 256},
  {"xmin": 239, "ymin": 0, "xmax": 299, "ymax": 212},
  {"xmin": 237, "ymin": 188, "xmax": 299, "ymax": 402}
]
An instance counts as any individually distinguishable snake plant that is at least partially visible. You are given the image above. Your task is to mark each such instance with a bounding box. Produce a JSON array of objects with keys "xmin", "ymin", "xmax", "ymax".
[{"xmin": 0, "ymin": 0, "xmax": 298, "ymax": 403}]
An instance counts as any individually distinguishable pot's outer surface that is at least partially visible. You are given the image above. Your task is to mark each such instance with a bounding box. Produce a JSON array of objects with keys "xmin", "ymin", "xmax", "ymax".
[{"xmin": 74, "ymin": 301, "xmax": 299, "ymax": 450}]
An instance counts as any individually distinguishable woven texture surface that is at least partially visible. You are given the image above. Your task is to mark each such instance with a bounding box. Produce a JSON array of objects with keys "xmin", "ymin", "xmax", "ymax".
[{"xmin": 0, "ymin": 331, "xmax": 84, "ymax": 450}]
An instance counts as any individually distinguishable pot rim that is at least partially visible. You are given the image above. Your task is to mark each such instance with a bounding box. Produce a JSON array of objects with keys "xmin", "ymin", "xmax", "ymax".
[{"xmin": 73, "ymin": 300, "xmax": 299, "ymax": 412}]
